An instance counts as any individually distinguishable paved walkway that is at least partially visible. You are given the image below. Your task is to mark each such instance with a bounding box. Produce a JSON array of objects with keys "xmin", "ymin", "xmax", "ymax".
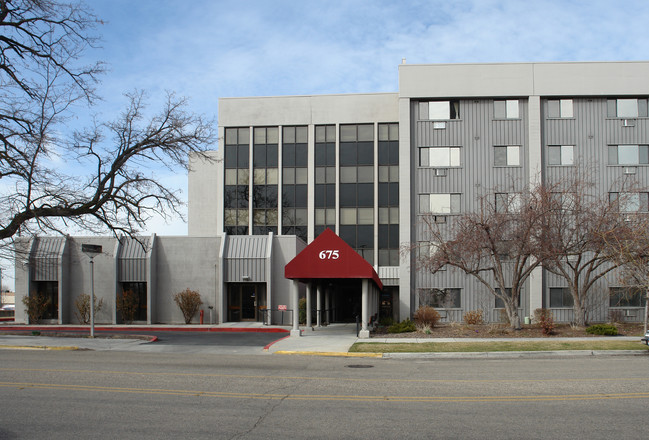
[{"xmin": 1, "ymin": 322, "xmax": 647, "ymax": 358}]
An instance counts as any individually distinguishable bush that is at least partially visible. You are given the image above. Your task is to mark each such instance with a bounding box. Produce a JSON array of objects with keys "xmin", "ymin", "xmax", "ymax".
[
  {"xmin": 413, "ymin": 306, "xmax": 441, "ymax": 328},
  {"xmin": 379, "ymin": 317, "xmax": 394, "ymax": 327},
  {"xmin": 73, "ymin": 293, "xmax": 104, "ymax": 325},
  {"xmin": 116, "ymin": 289, "xmax": 140, "ymax": 324},
  {"xmin": 586, "ymin": 323, "xmax": 618, "ymax": 336},
  {"xmin": 173, "ymin": 289, "xmax": 203, "ymax": 324},
  {"xmin": 463, "ymin": 309, "xmax": 484, "ymax": 325},
  {"xmin": 387, "ymin": 319, "xmax": 416, "ymax": 333},
  {"xmin": 22, "ymin": 294, "xmax": 50, "ymax": 324},
  {"xmin": 534, "ymin": 308, "xmax": 555, "ymax": 335}
]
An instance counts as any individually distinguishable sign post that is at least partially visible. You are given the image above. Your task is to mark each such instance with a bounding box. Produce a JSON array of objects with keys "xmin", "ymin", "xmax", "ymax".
[{"xmin": 81, "ymin": 244, "xmax": 102, "ymax": 338}]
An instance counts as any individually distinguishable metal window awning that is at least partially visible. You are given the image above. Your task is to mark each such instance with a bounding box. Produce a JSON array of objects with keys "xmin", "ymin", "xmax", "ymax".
[{"xmin": 284, "ymin": 228, "xmax": 383, "ymax": 290}]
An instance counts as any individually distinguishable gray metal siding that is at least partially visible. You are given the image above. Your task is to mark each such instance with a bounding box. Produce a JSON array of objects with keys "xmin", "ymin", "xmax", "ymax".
[
  {"xmin": 224, "ymin": 235, "xmax": 269, "ymax": 282},
  {"xmin": 31, "ymin": 237, "xmax": 65, "ymax": 281},
  {"xmin": 118, "ymin": 237, "xmax": 149, "ymax": 282}
]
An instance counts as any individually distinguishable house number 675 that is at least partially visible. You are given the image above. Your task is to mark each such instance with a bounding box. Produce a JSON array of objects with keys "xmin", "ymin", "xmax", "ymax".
[{"xmin": 319, "ymin": 250, "xmax": 340, "ymax": 260}]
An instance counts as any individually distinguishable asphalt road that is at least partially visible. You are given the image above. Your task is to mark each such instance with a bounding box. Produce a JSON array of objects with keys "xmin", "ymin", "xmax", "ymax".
[{"xmin": 1, "ymin": 350, "xmax": 648, "ymax": 439}]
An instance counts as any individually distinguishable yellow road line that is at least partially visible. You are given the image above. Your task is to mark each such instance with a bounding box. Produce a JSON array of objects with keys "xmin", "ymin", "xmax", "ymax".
[
  {"xmin": 0, "ymin": 345, "xmax": 79, "ymax": 351},
  {"xmin": 1, "ymin": 367, "xmax": 647, "ymax": 385},
  {"xmin": 2, "ymin": 381, "xmax": 649, "ymax": 403},
  {"xmin": 273, "ymin": 351, "xmax": 382, "ymax": 357}
]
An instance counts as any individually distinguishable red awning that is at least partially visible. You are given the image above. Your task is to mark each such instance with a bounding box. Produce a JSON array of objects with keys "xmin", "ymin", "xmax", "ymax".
[{"xmin": 284, "ymin": 228, "xmax": 383, "ymax": 290}]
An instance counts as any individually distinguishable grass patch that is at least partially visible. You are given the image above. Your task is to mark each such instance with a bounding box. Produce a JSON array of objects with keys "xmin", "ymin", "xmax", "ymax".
[{"xmin": 350, "ymin": 340, "xmax": 649, "ymax": 353}]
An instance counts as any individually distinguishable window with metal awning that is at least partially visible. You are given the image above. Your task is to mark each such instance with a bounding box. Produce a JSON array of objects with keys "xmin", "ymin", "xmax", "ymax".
[{"xmin": 284, "ymin": 228, "xmax": 382, "ymax": 338}]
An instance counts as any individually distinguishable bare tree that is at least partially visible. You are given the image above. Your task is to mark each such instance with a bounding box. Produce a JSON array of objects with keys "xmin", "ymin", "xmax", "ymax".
[
  {"xmin": 600, "ymin": 213, "xmax": 649, "ymax": 333},
  {"xmin": 0, "ymin": 1, "xmax": 215, "ymax": 254},
  {"xmin": 416, "ymin": 190, "xmax": 546, "ymax": 329},
  {"xmin": 537, "ymin": 175, "xmax": 625, "ymax": 326}
]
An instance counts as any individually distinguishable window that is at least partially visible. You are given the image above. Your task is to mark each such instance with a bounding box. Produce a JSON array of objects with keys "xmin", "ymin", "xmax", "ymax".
[
  {"xmin": 607, "ymin": 98, "xmax": 648, "ymax": 118},
  {"xmin": 494, "ymin": 100, "xmax": 519, "ymax": 119},
  {"xmin": 549, "ymin": 287, "xmax": 573, "ymax": 308},
  {"xmin": 495, "ymin": 288, "xmax": 520, "ymax": 308},
  {"xmin": 548, "ymin": 145, "xmax": 574, "ymax": 166},
  {"xmin": 494, "ymin": 146, "xmax": 520, "ymax": 166},
  {"xmin": 419, "ymin": 288, "xmax": 461, "ymax": 308},
  {"xmin": 547, "ymin": 99, "xmax": 573, "ymax": 118},
  {"xmin": 495, "ymin": 193, "xmax": 521, "ymax": 213},
  {"xmin": 419, "ymin": 101, "xmax": 460, "ymax": 120},
  {"xmin": 419, "ymin": 147, "xmax": 461, "ymax": 167},
  {"xmin": 610, "ymin": 287, "xmax": 646, "ymax": 307},
  {"xmin": 419, "ymin": 193, "xmax": 461, "ymax": 214},
  {"xmin": 609, "ymin": 192, "xmax": 649, "ymax": 213},
  {"xmin": 608, "ymin": 145, "xmax": 649, "ymax": 165}
]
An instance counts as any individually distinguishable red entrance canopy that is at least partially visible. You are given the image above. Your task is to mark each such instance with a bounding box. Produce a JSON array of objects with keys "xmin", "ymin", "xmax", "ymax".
[{"xmin": 284, "ymin": 228, "xmax": 383, "ymax": 290}]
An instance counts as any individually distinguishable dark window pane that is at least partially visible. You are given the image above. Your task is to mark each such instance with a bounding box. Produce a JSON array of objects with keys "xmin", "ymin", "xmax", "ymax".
[
  {"xmin": 378, "ymin": 183, "xmax": 389, "ymax": 206},
  {"xmin": 326, "ymin": 184, "xmax": 335, "ymax": 208},
  {"xmin": 378, "ymin": 142, "xmax": 389, "ymax": 165},
  {"xmin": 315, "ymin": 184, "xmax": 325, "ymax": 207},
  {"xmin": 237, "ymin": 145, "xmax": 249, "ymax": 168},
  {"xmin": 389, "ymin": 182, "xmax": 399, "ymax": 206},
  {"xmin": 326, "ymin": 144, "xmax": 336, "ymax": 166},
  {"xmin": 357, "ymin": 142, "xmax": 374, "ymax": 165},
  {"xmin": 339, "ymin": 183, "xmax": 356, "ymax": 207},
  {"xmin": 253, "ymin": 144, "xmax": 266, "ymax": 167},
  {"xmin": 340, "ymin": 142, "xmax": 357, "ymax": 166},
  {"xmin": 283, "ymin": 144, "xmax": 295, "ymax": 167},
  {"xmin": 225, "ymin": 186, "xmax": 237, "ymax": 208},
  {"xmin": 237, "ymin": 185, "xmax": 248, "ymax": 208},
  {"xmin": 357, "ymin": 225, "xmax": 374, "ymax": 249},
  {"xmin": 282, "ymin": 186, "xmax": 295, "ymax": 207},
  {"xmin": 295, "ymin": 185, "xmax": 308, "ymax": 207},
  {"xmin": 357, "ymin": 183, "xmax": 374, "ymax": 207},
  {"xmin": 267, "ymin": 144, "xmax": 278, "ymax": 167},
  {"xmin": 315, "ymin": 144, "xmax": 326, "ymax": 166},
  {"xmin": 315, "ymin": 225, "xmax": 326, "ymax": 237},
  {"xmin": 225, "ymin": 145, "xmax": 237, "ymax": 168},
  {"xmin": 266, "ymin": 185, "xmax": 278, "ymax": 207},
  {"xmin": 295, "ymin": 144, "xmax": 308, "ymax": 167},
  {"xmin": 389, "ymin": 142, "xmax": 399, "ymax": 165},
  {"xmin": 253, "ymin": 186, "xmax": 265, "ymax": 208},
  {"xmin": 295, "ymin": 226, "xmax": 307, "ymax": 242},
  {"xmin": 378, "ymin": 224, "xmax": 389, "ymax": 248},
  {"xmin": 389, "ymin": 224, "xmax": 399, "ymax": 248},
  {"xmin": 339, "ymin": 225, "xmax": 356, "ymax": 248}
]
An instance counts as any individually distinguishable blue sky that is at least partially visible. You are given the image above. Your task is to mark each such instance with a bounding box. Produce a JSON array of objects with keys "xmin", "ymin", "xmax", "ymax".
[{"xmin": 3, "ymin": 0, "xmax": 649, "ymax": 289}]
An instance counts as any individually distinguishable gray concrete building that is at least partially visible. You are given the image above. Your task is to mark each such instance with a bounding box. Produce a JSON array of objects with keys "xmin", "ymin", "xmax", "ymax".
[{"xmin": 14, "ymin": 61, "xmax": 649, "ymax": 328}]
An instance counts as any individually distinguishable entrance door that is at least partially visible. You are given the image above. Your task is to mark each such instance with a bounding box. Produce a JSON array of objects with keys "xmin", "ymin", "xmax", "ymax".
[{"xmin": 227, "ymin": 284, "xmax": 265, "ymax": 322}]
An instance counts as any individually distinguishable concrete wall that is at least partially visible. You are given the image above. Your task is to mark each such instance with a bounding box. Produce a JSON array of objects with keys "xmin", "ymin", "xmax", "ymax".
[
  {"xmin": 153, "ymin": 236, "xmax": 221, "ymax": 324},
  {"xmin": 188, "ymin": 151, "xmax": 221, "ymax": 237}
]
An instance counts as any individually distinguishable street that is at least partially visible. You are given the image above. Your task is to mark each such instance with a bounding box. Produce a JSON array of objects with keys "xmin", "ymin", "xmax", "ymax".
[{"xmin": 1, "ymin": 349, "xmax": 648, "ymax": 439}]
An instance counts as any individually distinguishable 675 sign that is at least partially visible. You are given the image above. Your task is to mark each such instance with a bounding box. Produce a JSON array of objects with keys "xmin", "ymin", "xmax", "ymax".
[{"xmin": 319, "ymin": 250, "xmax": 340, "ymax": 260}]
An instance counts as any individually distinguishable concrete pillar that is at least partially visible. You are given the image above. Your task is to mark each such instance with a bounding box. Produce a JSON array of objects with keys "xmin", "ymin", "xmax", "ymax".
[
  {"xmin": 359, "ymin": 279, "xmax": 370, "ymax": 338},
  {"xmin": 291, "ymin": 280, "xmax": 301, "ymax": 337},
  {"xmin": 306, "ymin": 282, "xmax": 312, "ymax": 329},
  {"xmin": 325, "ymin": 287, "xmax": 330, "ymax": 324},
  {"xmin": 316, "ymin": 284, "xmax": 322, "ymax": 327}
]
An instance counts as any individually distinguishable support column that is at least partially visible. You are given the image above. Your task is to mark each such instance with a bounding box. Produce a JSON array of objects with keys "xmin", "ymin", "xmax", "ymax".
[
  {"xmin": 291, "ymin": 280, "xmax": 301, "ymax": 337},
  {"xmin": 306, "ymin": 282, "xmax": 312, "ymax": 330},
  {"xmin": 316, "ymin": 284, "xmax": 322, "ymax": 327},
  {"xmin": 359, "ymin": 279, "xmax": 370, "ymax": 338},
  {"xmin": 325, "ymin": 287, "xmax": 330, "ymax": 324}
]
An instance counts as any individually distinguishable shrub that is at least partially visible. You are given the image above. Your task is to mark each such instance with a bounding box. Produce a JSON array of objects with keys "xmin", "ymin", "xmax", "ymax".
[
  {"xmin": 387, "ymin": 319, "xmax": 416, "ymax": 333},
  {"xmin": 586, "ymin": 323, "xmax": 618, "ymax": 336},
  {"xmin": 73, "ymin": 293, "xmax": 104, "ymax": 325},
  {"xmin": 534, "ymin": 308, "xmax": 555, "ymax": 335},
  {"xmin": 413, "ymin": 306, "xmax": 441, "ymax": 328},
  {"xmin": 22, "ymin": 294, "xmax": 50, "ymax": 324},
  {"xmin": 463, "ymin": 309, "xmax": 484, "ymax": 325},
  {"xmin": 116, "ymin": 289, "xmax": 140, "ymax": 324},
  {"xmin": 173, "ymin": 289, "xmax": 203, "ymax": 324},
  {"xmin": 379, "ymin": 317, "xmax": 394, "ymax": 327},
  {"xmin": 299, "ymin": 297, "xmax": 307, "ymax": 324}
]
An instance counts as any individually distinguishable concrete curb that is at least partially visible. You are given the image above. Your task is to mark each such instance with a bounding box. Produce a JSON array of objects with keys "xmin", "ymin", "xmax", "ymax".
[
  {"xmin": 383, "ymin": 349, "xmax": 648, "ymax": 359},
  {"xmin": 274, "ymin": 350, "xmax": 383, "ymax": 358},
  {"xmin": 0, "ymin": 325, "xmax": 289, "ymax": 334},
  {"xmin": 0, "ymin": 344, "xmax": 79, "ymax": 351}
]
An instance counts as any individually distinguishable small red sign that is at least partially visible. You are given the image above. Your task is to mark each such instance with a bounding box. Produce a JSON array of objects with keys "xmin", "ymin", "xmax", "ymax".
[{"xmin": 278, "ymin": 304, "xmax": 287, "ymax": 311}]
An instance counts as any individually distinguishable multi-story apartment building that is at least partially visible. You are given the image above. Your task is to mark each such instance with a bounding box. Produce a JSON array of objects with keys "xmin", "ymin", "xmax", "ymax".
[{"xmin": 14, "ymin": 62, "xmax": 649, "ymax": 330}]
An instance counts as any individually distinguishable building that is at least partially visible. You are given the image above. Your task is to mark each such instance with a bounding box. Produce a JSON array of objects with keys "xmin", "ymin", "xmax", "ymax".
[{"xmin": 14, "ymin": 61, "xmax": 649, "ymax": 330}]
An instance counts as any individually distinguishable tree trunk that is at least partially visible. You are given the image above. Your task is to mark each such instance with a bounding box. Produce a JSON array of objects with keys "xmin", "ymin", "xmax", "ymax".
[
  {"xmin": 572, "ymin": 293, "xmax": 587, "ymax": 327},
  {"xmin": 505, "ymin": 303, "xmax": 521, "ymax": 329}
]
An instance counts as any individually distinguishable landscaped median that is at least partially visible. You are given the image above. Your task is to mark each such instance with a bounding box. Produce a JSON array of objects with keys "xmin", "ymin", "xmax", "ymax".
[{"xmin": 350, "ymin": 340, "xmax": 649, "ymax": 354}]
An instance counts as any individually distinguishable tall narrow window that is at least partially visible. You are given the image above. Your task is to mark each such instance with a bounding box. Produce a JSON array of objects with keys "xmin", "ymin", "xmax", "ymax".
[
  {"xmin": 378, "ymin": 123, "xmax": 399, "ymax": 266},
  {"xmin": 281, "ymin": 126, "xmax": 307, "ymax": 242},
  {"xmin": 252, "ymin": 127, "xmax": 278, "ymax": 235},
  {"xmin": 315, "ymin": 125, "xmax": 336, "ymax": 238},
  {"xmin": 224, "ymin": 127, "xmax": 250, "ymax": 235}
]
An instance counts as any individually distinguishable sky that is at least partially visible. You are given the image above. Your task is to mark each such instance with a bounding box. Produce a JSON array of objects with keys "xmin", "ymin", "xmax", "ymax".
[{"xmin": 3, "ymin": 0, "xmax": 649, "ymax": 289}]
